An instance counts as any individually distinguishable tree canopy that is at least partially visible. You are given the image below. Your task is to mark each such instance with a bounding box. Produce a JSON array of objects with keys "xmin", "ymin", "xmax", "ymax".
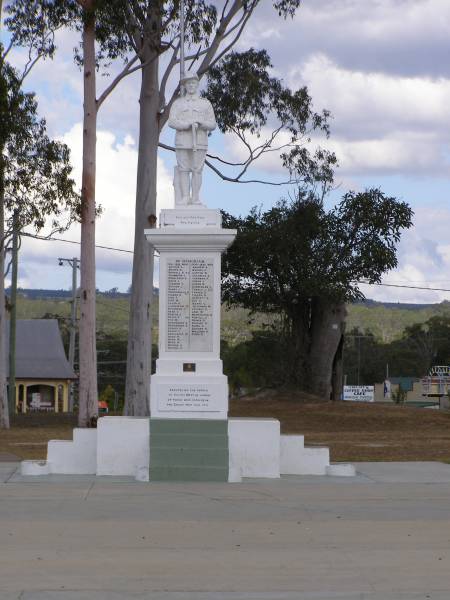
[
  {"xmin": 221, "ymin": 189, "xmax": 413, "ymax": 397},
  {"xmin": 222, "ymin": 189, "xmax": 413, "ymax": 314}
]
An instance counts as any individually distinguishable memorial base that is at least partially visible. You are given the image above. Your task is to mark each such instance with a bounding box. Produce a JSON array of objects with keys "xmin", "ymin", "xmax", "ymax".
[{"xmin": 149, "ymin": 418, "xmax": 229, "ymax": 482}]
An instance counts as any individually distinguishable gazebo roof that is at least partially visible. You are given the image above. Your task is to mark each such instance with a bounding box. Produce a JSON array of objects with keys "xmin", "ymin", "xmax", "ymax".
[{"xmin": 6, "ymin": 319, "xmax": 76, "ymax": 380}]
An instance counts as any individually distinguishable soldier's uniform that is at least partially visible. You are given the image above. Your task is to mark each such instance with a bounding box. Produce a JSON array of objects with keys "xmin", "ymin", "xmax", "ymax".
[{"xmin": 168, "ymin": 81, "xmax": 216, "ymax": 205}]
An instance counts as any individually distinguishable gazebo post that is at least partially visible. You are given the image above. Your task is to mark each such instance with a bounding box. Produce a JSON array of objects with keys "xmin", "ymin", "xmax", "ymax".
[
  {"xmin": 63, "ymin": 383, "xmax": 69, "ymax": 412},
  {"xmin": 54, "ymin": 385, "xmax": 59, "ymax": 413}
]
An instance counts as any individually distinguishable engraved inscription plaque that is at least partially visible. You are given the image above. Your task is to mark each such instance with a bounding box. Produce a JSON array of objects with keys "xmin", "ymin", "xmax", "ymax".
[
  {"xmin": 157, "ymin": 382, "xmax": 224, "ymax": 413},
  {"xmin": 166, "ymin": 257, "xmax": 214, "ymax": 352}
]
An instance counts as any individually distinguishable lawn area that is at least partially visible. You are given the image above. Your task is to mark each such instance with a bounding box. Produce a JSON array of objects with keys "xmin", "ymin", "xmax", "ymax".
[{"xmin": 1, "ymin": 398, "xmax": 450, "ymax": 462}]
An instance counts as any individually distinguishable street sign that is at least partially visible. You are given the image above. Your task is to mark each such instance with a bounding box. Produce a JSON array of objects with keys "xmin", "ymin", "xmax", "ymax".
[{"xmin": 343, "ymin": 385, "xmax": 375, "ymax": 402}]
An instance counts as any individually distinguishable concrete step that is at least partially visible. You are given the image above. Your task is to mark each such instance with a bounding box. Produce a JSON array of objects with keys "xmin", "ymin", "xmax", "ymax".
[
  {"xmin": 150, "ymin": 465, "xmax": 229, "ymax": 482},
  {"xmin": 151, "ymin": 433, "xmax": 228, "ymax": 449},
  {"xmin": 150, "ymin": 419, "xmax": 229, "ymax": 482},
  {"xmin": 150, "ymin": 446, "xmax": 229, "ymax": 468},
  {"xmin": 47, "ymin": 428, "xmax": 97, "ymax": 475},
  {"xmin": 150, "ymin": 419, "xmax": 228, "ymax": 435},
  {"xmin": 280, "ymin": 434, "xmax": 330, "ymax": 475},
  {"xmin": 21, "ymin": 460, "xmax": 50, "ymax": 476}
]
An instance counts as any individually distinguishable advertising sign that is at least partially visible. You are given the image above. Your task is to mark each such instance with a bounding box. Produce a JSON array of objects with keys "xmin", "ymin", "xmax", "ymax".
[{"xmin": 343, "ymin": 385, "xmax": 375, "ymax": 402}]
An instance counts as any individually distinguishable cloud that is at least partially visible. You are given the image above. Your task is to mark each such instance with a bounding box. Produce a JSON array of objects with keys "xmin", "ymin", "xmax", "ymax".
[
  {"xmin": 249, "ymin": 0, "xmax": 450, "ymax": 79},
  {"xmin": 360, "ymin": 206, "xmax": 450, "ymax": 304},
  {"xmin": 223, "ymin": 53, "xmax": 450, "ymax": 179},
  {"xmin": 296, "ymin": 54, "xmax": 450, "ymax": 140},
  {"xmin": 17, "ymin": 123, "xmax": 173, "ymax": 291}
]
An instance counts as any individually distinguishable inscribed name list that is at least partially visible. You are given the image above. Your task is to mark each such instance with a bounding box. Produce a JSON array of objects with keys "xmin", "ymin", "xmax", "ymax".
[{"xmin": 166, "ymin": 257, "xmax": 214, "ymax": 352}]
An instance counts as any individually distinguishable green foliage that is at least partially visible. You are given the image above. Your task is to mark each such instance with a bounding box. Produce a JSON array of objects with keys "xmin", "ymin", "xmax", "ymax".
[
  {"xmin": 99, "ymin": 384, "xmax": 115, "ymax": 405},
  {"xmin": 222, "ymin": 189, "xmax": 413, "ymax": 314},
  {"xmin": 392, "ymin": 387, "xmax": 406, "ymax": 405},
  {"xmin": 205, "ymin": 49, "xmax": 335, "ymax": 189},
  {"xmin": 222, "ymin": 189, "xmax": 412, "ymax": 392},
  {"xmin": 222, "ymin": 330, "xmax": 289, "ymax": 394},
  {"xmin": 15, "ymin": 292, "xmax": 450, "ymax": 392},
  {"xmin": 344, "ymin": 315, "xmax": 450, "ymax": 385},
  {"xmin": 4, "ymin": 0, "xmax": 78, "ymax": 63}
]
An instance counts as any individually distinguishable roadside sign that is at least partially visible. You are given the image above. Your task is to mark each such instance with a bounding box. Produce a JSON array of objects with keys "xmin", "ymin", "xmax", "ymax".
[{"xmin": 343, "ymin": 385, "xmax": 375, "ymax": 402}]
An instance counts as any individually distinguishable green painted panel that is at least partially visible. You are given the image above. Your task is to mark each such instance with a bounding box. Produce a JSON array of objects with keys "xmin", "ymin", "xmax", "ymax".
[
  {"xmin": 149, "ymin": 418, "xmax": 229, "ymax": 482},
  {"xmin": 149, "ymin": 465, "xmax": 229, "ymax": 482},
  {"xmin": 151, "ymin": 433, "xmax": 228, "ymax": 449},
  {"xmin": 150, "ymin": 419, "xmax": 228, "ymax": 435},
  {"xmin": 150, "ymin": 447, "xmax": 229, "ymax": 468}
]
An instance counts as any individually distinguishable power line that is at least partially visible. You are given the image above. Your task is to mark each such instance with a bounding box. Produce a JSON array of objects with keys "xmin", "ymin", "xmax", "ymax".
[
  {"xmin": 359, "ymin": 281, "xmax": 450, "ymax": 293},
  {"xmin": 19, "ymin": 233, "xmax": 450, "ymax": 294},
  {"xmin": 22, "ymin": 232, "xmax": 134, "ymax": 254}
]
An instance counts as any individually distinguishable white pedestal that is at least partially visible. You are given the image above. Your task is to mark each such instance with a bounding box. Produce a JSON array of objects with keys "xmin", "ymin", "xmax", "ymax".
[{"xmin": 145, "ymin": 208, "xmax": 236, "ymax": 420}]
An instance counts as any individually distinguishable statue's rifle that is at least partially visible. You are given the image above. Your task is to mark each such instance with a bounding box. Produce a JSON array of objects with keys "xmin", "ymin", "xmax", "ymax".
[{"xmin": 192, "ymin": 122, "xmax": 197, "ymax": 153}]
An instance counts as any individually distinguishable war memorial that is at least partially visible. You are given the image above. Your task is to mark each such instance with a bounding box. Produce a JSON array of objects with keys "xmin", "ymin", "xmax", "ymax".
[{"xmin": 20, "ymin": 66, "xmax": 343, "ymax": 482}]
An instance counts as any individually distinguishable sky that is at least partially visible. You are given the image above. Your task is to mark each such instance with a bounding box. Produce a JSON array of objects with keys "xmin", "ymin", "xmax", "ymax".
[{"xmin": 3, "ymin": 0, "xmax": 450, "ymax": 303}]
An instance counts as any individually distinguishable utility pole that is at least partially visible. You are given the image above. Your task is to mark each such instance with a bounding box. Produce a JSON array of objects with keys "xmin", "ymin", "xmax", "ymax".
[
  {"xmin": 59, "ymin": 257, "xmax": 79, "ymax": 411},
  {"xmin": 346, "ymin": 333, "xmax": 373, "ymax": 386},
  {"xmin": 8, "ymin": 210, "xmax": 19, "ymax": 416}
]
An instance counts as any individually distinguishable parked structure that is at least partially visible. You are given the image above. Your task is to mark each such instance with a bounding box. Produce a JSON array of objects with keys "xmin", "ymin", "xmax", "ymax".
[{"xmin": 7, "ymin": 319, "xmax": 76, "ymax": 413}]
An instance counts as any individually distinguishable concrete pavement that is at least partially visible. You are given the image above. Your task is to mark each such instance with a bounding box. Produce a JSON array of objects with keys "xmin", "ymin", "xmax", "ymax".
[{"xmin": 1, "ymin": 461, "xmax": 450, "ymax": 599}]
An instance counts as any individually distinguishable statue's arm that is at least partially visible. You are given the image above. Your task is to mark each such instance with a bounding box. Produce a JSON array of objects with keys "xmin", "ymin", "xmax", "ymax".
[
  {"xmin": 200, "ymin": 102, "xmax": 217, "ymax": 132},
  {"xmin": 168, "ymin": 102, "xmax": 191, "ymax": 130}
]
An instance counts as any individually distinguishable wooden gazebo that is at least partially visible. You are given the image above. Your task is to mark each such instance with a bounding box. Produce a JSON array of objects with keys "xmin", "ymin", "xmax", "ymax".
[{"xmin": 7, "ymin": 319, "xmax": 76, "ymax": 413}]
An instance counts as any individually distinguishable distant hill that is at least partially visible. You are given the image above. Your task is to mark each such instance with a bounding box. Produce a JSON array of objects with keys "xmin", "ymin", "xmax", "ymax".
[
  {"xmin": 8, "ymin": 287, "xmax": 159, "ymax": 300},
  {"xmin": 11, "ymin": 289, "xmax": 450, "ymax": 345},
  {"xmin": 355, "ymin": 299, "xmax": 448, "ymax": 311}
]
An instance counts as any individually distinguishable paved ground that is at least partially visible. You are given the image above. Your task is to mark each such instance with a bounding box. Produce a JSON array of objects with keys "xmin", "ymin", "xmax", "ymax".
[{"xmin": 1, "ymin": 461, "xmax": 450, "ymax": 600}]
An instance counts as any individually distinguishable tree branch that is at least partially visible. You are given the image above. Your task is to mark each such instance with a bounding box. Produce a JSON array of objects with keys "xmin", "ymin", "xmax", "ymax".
[
  {"xmin": 158, "ymin": 142, "xmax": 295, "ymax": 186},
  {"xmin": 159, "ymin": 1, "xmax": 246, "ymax": 129},
  {"xmin": 97, "ymin": 54, "xmax": 140, "ymax": 109},
  {"xmin": 159, "ymin": 38, "xmax": 180, "ymax": 110},
  {"xmin": 1, "ymin": 37, "xmax": 13, "ymax": 62}
]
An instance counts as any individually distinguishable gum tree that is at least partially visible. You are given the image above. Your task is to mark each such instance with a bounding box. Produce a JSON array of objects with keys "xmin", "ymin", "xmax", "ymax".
[
  {"xmin": 91, "ymin": 0, "xmax": 318, "ymax": 415},
  {"xmin": 5, "ymin": 0, "xmax": 143, "ymax": 426}
]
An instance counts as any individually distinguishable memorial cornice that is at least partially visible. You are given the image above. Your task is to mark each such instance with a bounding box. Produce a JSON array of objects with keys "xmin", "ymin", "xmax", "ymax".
[{"xmin": 144, "ymin": 228, "xmax": 237, "ymax": 253}]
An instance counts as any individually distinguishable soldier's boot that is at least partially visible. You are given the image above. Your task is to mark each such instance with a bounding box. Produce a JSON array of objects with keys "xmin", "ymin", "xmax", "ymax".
[
  {"xmin": 179, "ymin": 169, "xmax": 190, "ymax": 204},
  {"xmin": 191, "ymin": 169, "xmax": 203, "ymax": 205}
]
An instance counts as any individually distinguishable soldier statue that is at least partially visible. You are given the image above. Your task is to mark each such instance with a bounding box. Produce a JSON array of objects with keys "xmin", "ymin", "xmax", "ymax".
[{"xmin": 168, "ymin": 70, "xmax": 216, "ymax": 206}]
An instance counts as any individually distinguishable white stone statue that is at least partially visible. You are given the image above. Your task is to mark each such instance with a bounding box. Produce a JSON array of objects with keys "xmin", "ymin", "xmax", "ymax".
[{"xmin": 168, "ymin": 70, "xmax": 216, "ymax": 207}]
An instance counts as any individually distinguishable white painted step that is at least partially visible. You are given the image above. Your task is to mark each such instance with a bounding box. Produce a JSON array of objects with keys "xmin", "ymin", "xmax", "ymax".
[
  {"xmin": 228, "ymin": 418, "xmax": 280, "ymax": 478},
  {"xmin": 21, "ymin": 460, "xmax": 50, "ymax": 476},
  {"xmin": 47, "ymin": 428, "xmax": 97, "ymax": 474},
  {"xmin": 280, "ymin": 435, "xmax": 330, "ymax": 475},
  {"xmin": 326, "ymin": 463, "xmax": 356, "ymax": 477}
]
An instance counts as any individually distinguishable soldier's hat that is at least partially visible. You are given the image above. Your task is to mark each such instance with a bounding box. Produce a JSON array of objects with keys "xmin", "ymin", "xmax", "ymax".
[{"xmin": 181, "ymin": 69, "xmax": 199, "ymax": 83}]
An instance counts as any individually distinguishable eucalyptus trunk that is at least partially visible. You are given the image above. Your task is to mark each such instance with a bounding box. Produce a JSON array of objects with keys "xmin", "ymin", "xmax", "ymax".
[
  {"xmin": 78, "ymin": 8, "xmax": 98, "ymax": 427},
  {"xmin": 124, "ymin": 53, "xmax": 159, "ymax": 416},
  {"xmin": 307, "ymin": 299, "xmax": 346, "ymax": 399}
]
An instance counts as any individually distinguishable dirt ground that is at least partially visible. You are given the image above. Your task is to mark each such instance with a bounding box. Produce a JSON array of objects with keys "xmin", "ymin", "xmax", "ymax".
[
  {"xmin": 229, "ymin": 392, "xmax": 450, "ymax": 462},
  {"xmin": 1, "ymin": 397, "xmax": 450, "ymax": 462},
  {"xmin": 0, "ymin": 414, "xmax": 75, "ymax": 461}
]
